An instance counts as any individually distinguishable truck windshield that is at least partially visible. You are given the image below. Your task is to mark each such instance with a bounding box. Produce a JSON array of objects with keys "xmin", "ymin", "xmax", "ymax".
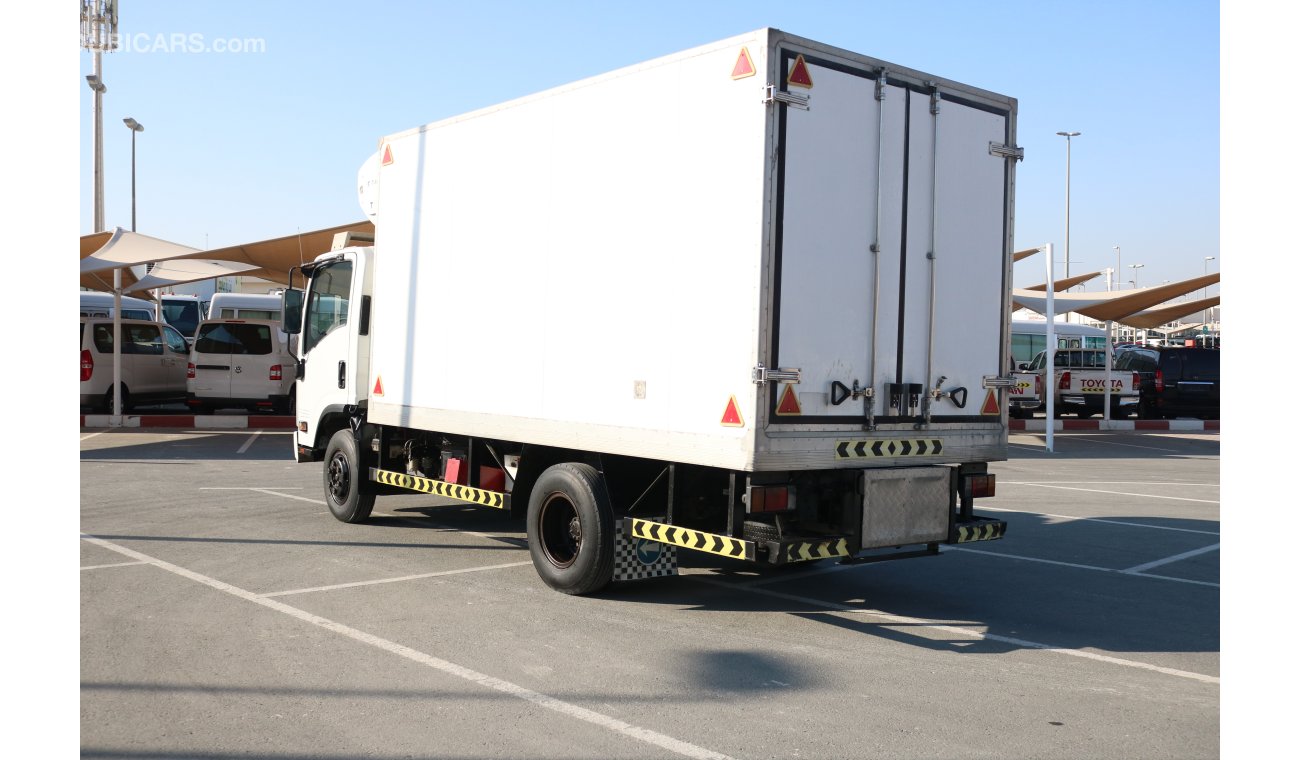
[
  {"xmin": 304, "ymin": 261, "xmax": 352, "ymax": 353},
  {"xmin": 162, "ymin": 300, "xmax": 202, "ymax": 337}
]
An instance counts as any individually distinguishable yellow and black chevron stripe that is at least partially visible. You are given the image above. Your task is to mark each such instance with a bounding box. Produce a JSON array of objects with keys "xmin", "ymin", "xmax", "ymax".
[
  {"xmin": 784, "ymin": 538, "xmax": 851, "ymax": 563},
  {"xmin": 631, "ymin": 519, "xmax": 755, "ymax": 561},
  {"xmin": 372, "ymin": 468, "xmax": 508, "ymax": 510},
  {"xmin": 835, "ymin": 439, "xmax": 943, "ymax": 459},
  {"xmin": 955, "ymin": 521, "xmax": 1006, "ymax": 543}
]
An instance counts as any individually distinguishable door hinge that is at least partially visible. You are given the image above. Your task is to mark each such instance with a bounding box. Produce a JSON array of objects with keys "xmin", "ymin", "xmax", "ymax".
[
  {"xmin": 753, "ymin": 364, "xmax": 802, "ymax": 384},
  {"xmin": 764, "ymin": 85, "xmax": 810, "ymax": 111},
  {"xmin": 989, "ymin": 142, "xmax": 1024, "ymax": 161}
]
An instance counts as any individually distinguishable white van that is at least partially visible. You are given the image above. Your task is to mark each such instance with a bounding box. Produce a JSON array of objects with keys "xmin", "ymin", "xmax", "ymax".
[
  {"xmin": 187, "ymin": 319, "xmax": 297, "ymax": 413},
  {"xmin": 80, "ymin": 291, "xmax": 158, "ymax": 322},
  {"xmin": 207, "ymin": 292, "xmax": 282, "ymax": 321},
  {"xmin": 80, "ymin": 317, "xmax": 190, "ymax": 413}
]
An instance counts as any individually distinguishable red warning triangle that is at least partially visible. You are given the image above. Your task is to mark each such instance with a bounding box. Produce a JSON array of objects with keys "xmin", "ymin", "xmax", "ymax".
[
  {"xmin": 731, "ymin": 47, "xmax": 755, "ymax": 79},
  {"xmin": 788, "ymin": 54, "xmax": 813, "ymax": 88},
  {"xmin": 980, "ymin": 389, "xmax": 1000, "ymax": 416},
  {"xmin": 775, "ymin": 384, "xmax": 802, "ymax": 416},
  {"xmin": 373, "ymin": 375, "xmax": 384, "ymax": 396},
  {"xmin": 721, "ymin": 396, "xmax": 744, "ymax": 427},
  {"xmin": 381, "ymin": 144, "xmax": 393, "ymax": 166}
]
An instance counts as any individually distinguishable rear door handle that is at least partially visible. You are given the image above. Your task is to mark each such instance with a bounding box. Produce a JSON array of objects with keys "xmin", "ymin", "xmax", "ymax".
[{"xmin": 338, "ymin": 360, "xmax": 346, "ymax": 389}]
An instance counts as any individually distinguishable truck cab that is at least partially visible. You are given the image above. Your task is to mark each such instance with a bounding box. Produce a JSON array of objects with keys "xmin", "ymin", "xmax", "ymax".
[{"xmin": 282, "ymin": 244, "xmax": 374, "ymax": 462}]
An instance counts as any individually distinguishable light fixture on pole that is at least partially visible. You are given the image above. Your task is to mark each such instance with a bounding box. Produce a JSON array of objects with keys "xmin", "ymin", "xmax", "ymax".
[
  {"xmin": 123, "ymin": 118, "xmax": 143, "ymax": 232},
  {"xmin": 1056, "ymin": 131, "xmax": 1081, "ymax": 281},
  {"xmin": 1112, "ymin": 246, "xmax": 1121, "ymax": 292},
  {"xmin": 1129, "ymin": 263, "xmax": 1144, "ymax": 289}
]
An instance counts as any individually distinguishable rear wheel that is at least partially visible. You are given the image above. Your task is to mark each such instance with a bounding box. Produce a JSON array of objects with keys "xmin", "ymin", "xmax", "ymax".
[
  {"xmin": 527, "ymin": 463, "xmax": 615, "ymax": 595},
  {"xmin": 323, "ymin": 429, "xmax": 374, "ymax": 523}
]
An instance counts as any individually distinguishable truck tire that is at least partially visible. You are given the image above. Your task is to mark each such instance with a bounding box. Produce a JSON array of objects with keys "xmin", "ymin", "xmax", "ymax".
[
  {"xmin": 323, "ymin": 429, "xmax": 374, "ymax": 524},
  {"xmin": 526, "ymin": 463, "xmax": 615, "ymax": 595}
]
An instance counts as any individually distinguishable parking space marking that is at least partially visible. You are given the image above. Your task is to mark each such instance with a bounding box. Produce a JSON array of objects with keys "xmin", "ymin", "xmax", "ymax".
[
  {"xmin": 1060, "ymin": 436, "xmax": 1181, "ymax": 452},
  {"xmin": 977, "ymin": 505, "xmax": 1219, "ymax": 536},
  {"xmin": 236, "ymin": 431, "xmax": 262, "ymax": 454},
  {"xmin": 81, "ymin": 560, "xmax": 149, "ymax": 571},
  {"xmin": 949, "ymin": 546, "xmax": 1219, "ymax": 588},
  {"xmin": 1123, "ymin": 543, "xmax": 1220, "ymax": 574},
  {"xmin": 80, "ymin": 431, "xmax": 105, "ymax": 441},
  {"xmin": 260, "ymin": 561, "xmax": 534, "ymax": 598},
  {"xmin": 1000, "ymin": 481, "xmax": 1219, "ymax": 504},
  {"xmin": 79, "ymin": 534, "xmax": 734, "ymax": 760},
  {"xmin": 694, "ymin": 575, "xmax": 1219, "ymax": 684}
]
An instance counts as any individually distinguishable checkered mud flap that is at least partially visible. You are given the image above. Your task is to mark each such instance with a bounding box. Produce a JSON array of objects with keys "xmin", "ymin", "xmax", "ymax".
[{"xmin": 613, "ymin": 519, "xmax": 678, "ymax": 582}]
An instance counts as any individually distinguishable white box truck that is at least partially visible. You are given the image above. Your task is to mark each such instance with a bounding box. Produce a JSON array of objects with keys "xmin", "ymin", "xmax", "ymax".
[{"xmin": 283, "ymin": 28, "xmax": 1019, "ymax": 594}]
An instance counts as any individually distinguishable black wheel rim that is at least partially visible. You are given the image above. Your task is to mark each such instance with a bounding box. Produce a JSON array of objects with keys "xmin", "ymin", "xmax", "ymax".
[
  {"xmin": 538, "ymin": 493, "xmax": 581, "ymax": 569},
  {"xmin": 327, "ymin": 452, "xmax": 350, "ymax": 504}
]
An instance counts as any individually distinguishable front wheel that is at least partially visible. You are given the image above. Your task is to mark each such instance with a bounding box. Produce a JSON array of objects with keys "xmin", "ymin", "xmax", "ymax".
[
  {"xmin": 323, "ymin": 429, "xmax": 374, "ymax": 523},
  {"xmin": 526, "ymin": 463, "xmax": 615, "ymax": 595}
]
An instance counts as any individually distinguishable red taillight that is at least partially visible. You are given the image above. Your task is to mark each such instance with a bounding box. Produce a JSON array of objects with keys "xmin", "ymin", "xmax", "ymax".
[
  {"xmin": 1155, "ymin": 369, "xmax": 1165, "ymax": 392},
  {"xmin": 187, "ymin": 362, "xmax": 196, "ymax": 379},
  {"xmin": 1132, "ymin": 372, "xmax": 1140, "ymax": 390},
  {"xmin": 962, "ymin": 473, "xmax": 997, "ymax": 499},
  {"xmin": 1058, "ymin": 371, "xmax": 1071, "ymax": 390},
  {"xmin": 1034, "ymin": 374, "xmax": 1042, "ymax": 395},
  {"xmin": 270, "ymin": 364, "xmax": 282, "ymax": 381},
  {"xmin": 81, "ymin": 349, "xmax": 93, "ymax": 382},
  {"xmin": 748, "ymin": 485, "xmax": 794, "ymax": 513}
]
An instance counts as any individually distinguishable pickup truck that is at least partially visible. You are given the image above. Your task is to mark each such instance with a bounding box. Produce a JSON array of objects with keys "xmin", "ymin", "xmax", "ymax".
[{"xmin": 1021, "ymin": 349, "xmax": 1139, "ymax": 418}]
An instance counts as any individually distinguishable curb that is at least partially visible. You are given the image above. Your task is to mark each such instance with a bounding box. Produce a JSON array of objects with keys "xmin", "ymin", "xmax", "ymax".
[
  {"xmin": 81, "ymin": 414, "xmax": 296, "ymax": 430},
  {"xmin": 1009, "ymin": 419, "xmax": 1218, "ymax": 432}
]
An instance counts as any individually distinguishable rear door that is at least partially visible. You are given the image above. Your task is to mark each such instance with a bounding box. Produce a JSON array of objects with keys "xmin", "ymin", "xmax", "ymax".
[
  {"xmin": 227, "ymin": 323, "xmax": 276, "ymax": 401},
  {"xmin": 191, "ymin": 323, "xmax": 235, "ymax": 399},
  {"xmin": 768, "ymin": 47, "xmax": 1012, "ymax": 425}
]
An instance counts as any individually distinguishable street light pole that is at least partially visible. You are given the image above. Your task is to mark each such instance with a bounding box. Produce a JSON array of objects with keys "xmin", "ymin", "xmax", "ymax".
[
  {"xmin": 1056, "ymin": 131, "xmax": 1081, "ymax": 281},
  {"xmin": 123, "ymin": 118, "xmax": 143, "ymax": 232},
  {"xmin": 1203, "ymin": 256, "xmax": 1216, "ymax": 330},
  {"xmin": 1129, "ymin": 263, "xmax": 1144, "ymax": 289}
]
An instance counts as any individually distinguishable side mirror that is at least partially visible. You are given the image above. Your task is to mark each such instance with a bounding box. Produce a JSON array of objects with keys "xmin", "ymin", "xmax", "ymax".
[{"xmin": 281, "ymin": 288, "xmax": 304, "ymax": 335}]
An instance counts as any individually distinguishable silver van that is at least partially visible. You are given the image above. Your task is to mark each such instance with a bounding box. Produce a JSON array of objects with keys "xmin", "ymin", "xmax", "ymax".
[
  {"xmin": 80, "ymin": 317, "xmax": 190, "ymax": 413},
  {"xmin": 187, "ymin": 319, "xmax": 297, "ymax": 413}
]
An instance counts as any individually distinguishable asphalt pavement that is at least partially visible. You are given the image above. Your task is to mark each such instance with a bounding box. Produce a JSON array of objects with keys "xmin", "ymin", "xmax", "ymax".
[{"xmin": 76, "ymin": 427, "xmax": 1220, "ymax": 759}]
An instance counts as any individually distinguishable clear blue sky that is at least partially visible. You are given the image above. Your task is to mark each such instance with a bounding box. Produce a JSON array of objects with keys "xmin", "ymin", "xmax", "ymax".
[{"xmin": 66, "ymin": 0, "xmax": 1218, "ymax": 292}]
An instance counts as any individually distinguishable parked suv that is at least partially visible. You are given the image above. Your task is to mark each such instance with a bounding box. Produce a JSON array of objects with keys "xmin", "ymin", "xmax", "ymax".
[
  {"xmin": 80, "ymin": 317, "xmax": 190, "ymax": 413},
  {"xmin": 1113, "ymin": 347, "xmax": 1159, "ymax": 414},
  {"xmin": 187, "ymin": 319, "xmax": 297, "ymax": 413},
  {"xmin": 1136, "ymin": 347, "xmax": 1219, "ymax": 420}
]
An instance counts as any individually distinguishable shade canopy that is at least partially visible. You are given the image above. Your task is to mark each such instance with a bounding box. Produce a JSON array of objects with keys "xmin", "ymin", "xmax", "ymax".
[
  {"xmin": 79, "ymin": 221, "xmax": 375, "ymax": 294},
  {"xmin": 1022, "ymin": 270, "xmax": 1103, "ymax": 292},
  {"xmin": 1116, "ymin": 295, "xmax": 1220, "ymax": 330},
  {"xmin": 1012, "ymin": 273, "xmax": 1220, "ymax": 322}
]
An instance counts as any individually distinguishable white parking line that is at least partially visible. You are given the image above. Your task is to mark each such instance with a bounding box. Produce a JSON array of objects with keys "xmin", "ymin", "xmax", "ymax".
[
  {"xmin": 261, "ymin": 561, "xmax": 534, "ymax": 598},
  {"xmin": 977, "ymin": 505, "xmax": 1219, "ymax": 536},
  {"xmin": 79, "ymin": 534, "xmax": 733, "ymax": 760},
  {"xmin": 81, "ymin": 560, "xmax": 149, "ymax": 571},
  {"xmin": 236, "ymin": 431, "xmax": 262, "ymax": 454},
  {"xmin": 1123, "ymin": 543, "xmax": 1220, "ymax": 574},
  {"xmin": 949, "ymin": 546, "xmax": 1219, "ymax": 588},
  {"xmin": 999, "ymin": 481, "xmax": 1219, "ymax": 504},
  {"xmin": 695, "ymin": 576, "xmax": 1218, "ymax": 685},
  {"xmin": 80, "ymin": 431, "xmax": 105, "ymax": 441}
]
